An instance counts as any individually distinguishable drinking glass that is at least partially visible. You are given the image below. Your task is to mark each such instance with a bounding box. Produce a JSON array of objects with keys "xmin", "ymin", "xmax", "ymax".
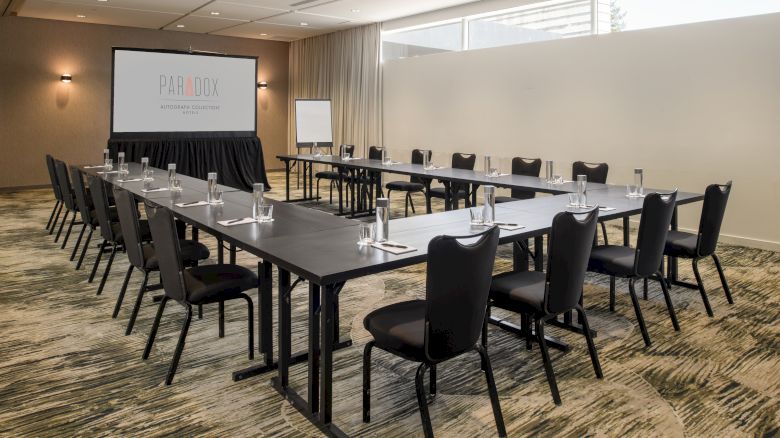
[
  {"xmin": 168, "ymin": 164, "xmax": 177, "ymax": 188},
  {"xmin": 119, "ymin": 163, "xmax": 129, "ymax": 175},
  {"xmin": 258, "ymin": 203, "xmax": 273, "ymax": 222},
  {"xmin": 469, "ymin": 208, "xmax": 484, "ymax": 225},
  {"xmin": 357, "ymin": 223, "xmax": 374, "ymax": 246},
  {"xmin": 343, "ymin": 153, "xmax": 351, "ymax": 160},
  {"xmin": 568, "ymin": 193, "xmax": 578, "ymax": 206},
  {"xmin": 170, "ymin": 179, "xmax": 182, "ymax": 192},
  {"xmin": 626, "ymin": 184, "xmax": 638, "ymax": 198},
  {"xmin": 118, "ymin": 152, "xmax": 125, "ymax": 167},
  {"xmin": 104, "ymin": 158, "xmax": 113, "ymax": 171},
  {"xmin": 634, "ymin": 168, "xmax": 644, "ymax": 196},
  {"xmin": 552, "ymin": 174, "xmax": 562, "ymax": 184},
  {"xmin": 252, "ymin": 183, "xmax": 264, "ymax": 220},
  {"xmin": 207, "ymin": 172, "xmax": 218, "ymax": 203},
  {"xmin": 103, "ymin": 149, "xmax": 110, "ymax": 168}
]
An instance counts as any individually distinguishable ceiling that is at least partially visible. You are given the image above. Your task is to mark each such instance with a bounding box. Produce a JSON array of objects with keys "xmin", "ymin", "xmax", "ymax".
[{"xmin": 7, "ymin": 0, "xmax": 478, "ymax": 42}]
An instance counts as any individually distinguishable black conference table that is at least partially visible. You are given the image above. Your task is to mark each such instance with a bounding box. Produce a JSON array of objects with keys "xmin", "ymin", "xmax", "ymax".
[
  {"xmin": 277, "ymin": 154, "xmax": 611, "ymax": 216},
  {"xmin": 80, "ymin": 162, "xmax": 702, "ymax": 437}
]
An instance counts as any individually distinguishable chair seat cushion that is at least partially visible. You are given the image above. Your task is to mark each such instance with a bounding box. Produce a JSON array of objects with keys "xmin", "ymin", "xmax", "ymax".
[
  {"xmin": 664, "ymin": 230, "xmax": 698, "ymax": 258},
  {"xmin": 184, "ymin": 264, "xmax": 258, "ymax": 304},
  {"xmin": 90, "ymin": 206, "xmax": 118, "ymax": 226},
  {"xmin": 110, "ymin": 219, "xmax": 151, "ymax": 243},
  {"xmin": 385, "ymin": 181, "xmax": 424, "ymax": 192},
  {"xmin": 143, "ymin": 240, "xmax": 210, "ymax": 270},
  {"xmin": 588, "ymin": 245, "xmax": 635, "ymax": 277},
  {"xmin": 363, "ymin": 300, "xmax": 427, "ymax": 362},
  {"xmin": 428, "ymin": 186, "xmax": 468, "ymax": 199},
  {"xmin": 494, "ymin": 196, "xmax": 519, "ymax": 204},
  {"xmin": 316, "ymin": 170, "xmax": 340, "ymax": 180},
  {"xmin": 490, "ymin": 270, "xmax": 547, "ymax": 314}
]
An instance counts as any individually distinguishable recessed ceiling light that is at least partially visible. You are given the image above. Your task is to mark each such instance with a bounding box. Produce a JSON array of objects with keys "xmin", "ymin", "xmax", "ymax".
[
  {"xmin": 351, "ymin": 9, "xmax": 360, "ymax": 13},
  {"xmin": 300, "ymin": 22, "xmax": 308, "ymax": 26},
  {"xmin": 210, "ymin": 11, "xmax": 220, "ymax": 15},
  {"xmin": 176, "ymin": 24, "xmax": 185, "ymax": 28},
  {"xmin": 97, "ymin": 0, "xmax": 108, "ymax": 2},
  {"xmin": 260, "ymin": 33, "xmax": 268, "ymax": 36},
  {"xmin": 76, "ymin": 14, "xmax": 86, "ymax": 18}
]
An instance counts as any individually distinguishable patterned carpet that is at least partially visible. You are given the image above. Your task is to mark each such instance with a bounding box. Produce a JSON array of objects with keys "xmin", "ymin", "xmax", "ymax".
[{"xmin": 0, "ymin": 169, "xmax": 778, "ymax": 437}]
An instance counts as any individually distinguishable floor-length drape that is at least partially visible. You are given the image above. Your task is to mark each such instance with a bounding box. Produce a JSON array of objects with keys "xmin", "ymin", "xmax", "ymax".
[{"xmin": 288, "ymin": 23, "xmax": 382, "ymax": 157}]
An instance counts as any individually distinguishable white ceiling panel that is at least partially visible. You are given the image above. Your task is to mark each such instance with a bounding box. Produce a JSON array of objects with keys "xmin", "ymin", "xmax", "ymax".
[
  {"xmin": 212, "ymin": 20, "xmax": 323, "ymax": 40},
  {"xmin": 164, "ymin": 15, "xmax": 248, "ymax": 33},
  {"xmin": 191, "ymin": 1, "xmax": 286, "ymax": 21},
  {"xmin": 258, "ymin": 10, "xmax": 350, "ymax": 28},
  {"xmin": 302, "ymin": 0, "xmax": 477, "ymax": 22},
  {"xmin": 18, "ymin": 0, "xmax": 182, "ymax": 28},
  {"xmin": 28, "ymin": 0, "xmax": 208, "ymax": 14}
]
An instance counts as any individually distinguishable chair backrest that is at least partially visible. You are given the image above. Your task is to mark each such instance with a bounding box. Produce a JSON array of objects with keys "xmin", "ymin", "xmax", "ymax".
[
  {"xmin": 696, "ymin": 181, "xmax": 732, "ymax": 257},
  {"xmin": 144, "ymin": 202, "xmax": 187, "ymax": 302},
  {"xmin": 368, "ymin": 146, "xmax": 383, "ymax": 160},
  {"xmin": 410, "ymin": 149, "xmax": 432, "ymax": 184},
  {"xmin": 46, "ymin": 155, "xmax": 62, "ymax": 201},
  {"xmin": 634, "ymin": 190, "xmax": 678, "ymax": 277},
  {"xmin": 88, "ymin": 175, "xmax": 118, "ymax": 242},
  {"xmin": 54, "ymin": 160, "xmax": 77, "ymax": 211},
  {"xmin": 572, "ymin": 161, "xmax": 609, "ymax": 184},
  {"xmin": 545, "ymin": 208, "xmax": 599, "ymax": 314},
  {"xmin": 113, "ymin": 187, "xmax": 146, "ymax": 270},
  {"xmin": 510, "ymin": 157, "xmax": 542, "ymax": 200},
  {"xmin": 335, "ymin": 144, "xmax": 355, "ymax": 174},
  {"xmin": 69, "ymin": 166, "xmax": 94, "ymax": 228},
  {"xmin": 451, "ymin": 153, "xmax": 476, "ymax": 171},
  {"xmin": 424, "ymin": 226, "xmax": 500, "ymax": 362}
]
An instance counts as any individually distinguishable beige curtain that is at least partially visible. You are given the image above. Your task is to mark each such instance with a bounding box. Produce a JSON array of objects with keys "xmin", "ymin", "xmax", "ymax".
[{"xmin": 287, "ymin": 23, "xmax": 383, "ymax": 157}]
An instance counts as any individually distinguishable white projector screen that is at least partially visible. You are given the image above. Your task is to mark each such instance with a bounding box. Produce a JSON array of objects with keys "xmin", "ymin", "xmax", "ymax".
[
  {"xmin": 112, "ymin": 48, "xmax": 257, "ymax": 136},
  {"xmin": 295, "ymin": 99, "xmax": 333, "ymax": 146}
]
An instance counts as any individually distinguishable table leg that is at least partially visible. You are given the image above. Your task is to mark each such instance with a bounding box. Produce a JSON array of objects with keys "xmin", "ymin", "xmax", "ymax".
[
  {"xmin": 319, "ymin": 284, "xmax": 335, "ymax": 425},
  {"xmin": 278, "ymin": 268, "xmax": 291, "ymax": 388},
  {"xmin": 309, "ymin": 162, "xmax": 314, "ymax": 200},
  {"xmin": 259, "ymin": 261, "xmax": 273, "ymax": 361},
  {"xmin": 338, "ymin": 172, "xmax": 344, "ymax": 215},
  {"xmin": 534, "ymin": 235, "xmax": 544, "ymax": 271},
  {"xmin": 217, "ymin": 238, "xmax": 224, "ymax": 264},
  {"xmin": 670, "ymin": 207, "xmax": 679, "ymax": 281},
  {"xmin": 229, "ymin": 243, "xmax": 236, "ymax": 265},
  {"xmin": 623, "ymin": 216, "xmax": 630, "ymax": 246},
  {"xmin": 443, "ymin": 181, "xmax": 452, "ymax": 211},
  {"xmin": 424, "ymin": 180, "xmax": 432, "ymax": 214},
  {"xmin": 302, "ymin": 163, "xmax": 308, "ymax": 200},
  {"xmin": 285, "ymin": 161, "xmax": 291, "ymax": 201},
  {"xmin": 350, "ymin": 169, "xmax": 356, "ymax": 217},
  {"xmin": 513, "ymin": 241, "xmax": 529, "ymax": 272},
  {"xmin": 308, "ymin": 283, "xmax": 320, "ymax": 414},
  {"xmin": 192, "ymin": 227, "xmax": 199, "ymax": 242}
]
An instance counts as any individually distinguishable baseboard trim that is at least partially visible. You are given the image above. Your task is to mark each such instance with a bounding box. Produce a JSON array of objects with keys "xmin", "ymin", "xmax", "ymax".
[
  {"xmin": 0, "ymin": 184, "xmax": 49, "ymax": 193},
  {"xmin": 621, "ymin": 219, "xmax": 780, "ymax": 253}
]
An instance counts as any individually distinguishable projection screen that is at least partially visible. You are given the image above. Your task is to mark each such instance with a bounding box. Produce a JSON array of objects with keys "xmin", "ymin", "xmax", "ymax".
[{"xmin": 111, "ymin": 48, "xmax": 257, "ymax": 137}]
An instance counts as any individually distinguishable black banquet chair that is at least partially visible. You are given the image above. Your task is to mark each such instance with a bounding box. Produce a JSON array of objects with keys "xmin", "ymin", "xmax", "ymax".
[
  {"xmin": 572, "ymin": 161, "xmax": 610, "ymax": 244},
  {"xmin": 315, "ymin": 144, "xmax": 355, "ymax": 204},
  {"xmin": 486, "ymin": 208, "xmax": 602, "ymax": 405},
  {"xmin": 69, "ymin": 165, "xmax": 100, "ymax": 268},
  {"xmin": 112, "ymin": 187, "xmax": 210, "ymax": 335},
  {"xmin": 427, "ymin": 152, "xmax": 477, "ymax": 211},
  {"xmin": 45, "ymin": 155, "xmax": 63, "ymax": 233},
  {"xmin": 494, "ymin": 157, "xmax": 542, "ymax": 203},
  {"xmin": 664, "ymin": 181, "xmax": 733, "ymax": 316},
  {"xmin": 362, "ymin": 227, "xmax": 505, "ymax": 438},
  {"xmin": 143, "ymin": 201, "xmax": 257, "ymax": 385},
  {"xmin": 53, "ymin": 159, "xmax": 82, "ymax": 247},
  {"xmin": 587, "ymin": 191, "xmax": 680, "ymax": 346},
  {"xmin": 385, "ymin": 149, "xmax": 431, "ymax": 217}
]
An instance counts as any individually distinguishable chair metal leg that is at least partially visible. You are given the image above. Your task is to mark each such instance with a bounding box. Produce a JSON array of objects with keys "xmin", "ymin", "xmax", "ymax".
[
  {"xmin": 576, "ymin": 306, "xmax": 603, "ymax": 379},
  {"xmin": 414, "ymin": 363, "xmax": 434, "ymax": 438},
  {"xmin": 643, "ymin": 278, "xmax": 649, "ymax": 300},
  {"xmin": 88, "ymin": 239, "xmax": 106, "ymax": 282},
  {"xmin": 113, "ymin": 265, "xmax": 134, "ymax": 318},
  {"xmin": 218, "ymin": 301, "xmax": 225, "ymax": 338},
  {"xmin": 404, "ymin": 192, "xmax": 410, "ymax": 217},
  {"xmin": 70, "ymin": 224, "xmax": 87, "ymax": 261},
  {"xmin": 76, "ymin": 228, "xmax": 93, "ymax": 270},
  {"xmin": 241, "ymin": 294, "xmax": 255, "ymax": 360},
  {"xmin": 712, "ymin": 253, "xmax": 734, "ymax": 304},
  {"xmin": 96, "ymin": 243, "xmax": 117, "ymax": 296},
  {"xmin": 481, "ymin": 304, "xmax": 490, "ymax": 351},
  {"xmin": 165, "ymin": 304, "xmax": 193, "ymax": 385},
  {"xmin": 143, "ymin": 296, "xmax": 168, "ymax": 359},
  {"xmin": 54, "ymin": 210, "xmax": 69, "ymax": 242},
  {"xmin": 198, "ymin": 304, "xmax": 203, "ymax": 319},
  {"xmin": 409, "ymin": 193, "xmax": 417, "ymax": 214},
  {"xmin": 609, "ymin": 276, "xmax": 616, "ymax": 312},
  {"xmin": 126, "ymin": 270, "xmax": 149, "ymax": 335},
  {"xmin": 430, "ymin": 364, "xmax": 437, "ymax": 396},
  {"xmin": 522, "ymin": 313, "xmax": 533, "ymax": 350},
  {"xmin": 536, "ymin": 318, "xmax": 561, "ymax": 405},
  {"xmin": 476, "ymin": 345, "xmax": 507, "ymax": 438},
  {"xmin": 61, "ymin": 213, "xmax": 76, "ymax": 249},
  {"xmin": 46, "ymin": 200, "xmax": 60, "ymax": 231},
  {"xmin": 362, "ymin": 341, "xmax": 374, "ymax": 423},
  {"xmin": 692, "ymin": 258, "xmax": 714, "ymax": 317},
  {"xmin": 600, "ymin": 221, "xmax": 609, "ymax": 246},
  {"xmin": 628, "ymin": 278, "xmax": 651, "ymax": 346},
  {"xmin": 656, "ymin": 272, "xmax": 680, "ymax": 331},
  {"xmin": 49, "ymin": 202, "xmax": 63, "ymax": 235}
]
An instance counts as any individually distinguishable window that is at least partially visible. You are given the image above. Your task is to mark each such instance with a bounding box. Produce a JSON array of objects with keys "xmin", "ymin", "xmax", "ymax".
[{"xmin": 382, "ymin": 0, "xmax": 780, "ymax": 61}]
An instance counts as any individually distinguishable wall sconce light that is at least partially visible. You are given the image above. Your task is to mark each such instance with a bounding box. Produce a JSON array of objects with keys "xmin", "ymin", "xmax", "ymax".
[
  {"xmin": 60, "ymin": 73, "xmax": 72, "ymax": 83},
  {"xmin": 257, "ymin": 81, "xmax": 268, "ymax": 89}
]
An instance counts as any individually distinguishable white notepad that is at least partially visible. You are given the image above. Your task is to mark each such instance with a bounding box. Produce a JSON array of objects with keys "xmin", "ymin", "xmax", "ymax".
[{"xmin": 371, "ymin": 241, "xmax": 417, "ymax": 255}]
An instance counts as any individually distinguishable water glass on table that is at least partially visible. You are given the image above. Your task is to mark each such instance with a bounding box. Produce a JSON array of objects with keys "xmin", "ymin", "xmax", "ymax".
[
  {"xmin": 104, "ymin": 158, "xmax": 113, "ymax": 171},
  {"xmin": 357, "ymin": 223, "xmax": 374, "ymax": 246},
  {"xmin": 470, "ymin": 207, "xmax": 484, "ymax": 225},
  {"xmin": 258, "ymin": 203, "xmax": 273, "ymax": 222}
]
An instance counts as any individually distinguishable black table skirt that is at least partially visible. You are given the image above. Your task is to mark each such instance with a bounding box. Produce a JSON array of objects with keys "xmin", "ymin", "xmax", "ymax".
[{"xmin": 108, "ymin": 136, "xmax": 270, "ymax": 191}]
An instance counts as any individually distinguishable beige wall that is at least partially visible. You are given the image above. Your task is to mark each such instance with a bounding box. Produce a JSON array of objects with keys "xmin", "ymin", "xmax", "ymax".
[
  {"xmin": 382, "ymin": 13, "xmax": 780, "ymax": 251},
  {"xmin": 0, "ymin": 16, "xmax": 289, "ymax": 189}
]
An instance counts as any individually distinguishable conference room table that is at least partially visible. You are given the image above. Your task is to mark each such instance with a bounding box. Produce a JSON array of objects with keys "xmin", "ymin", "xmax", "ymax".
[
  {"xmin": 276, "ymin": 154, "xmax": 610, "ymax": 216},
  {"xmin": 79, "ymin": 162, "xmax": 702, "ymax": 437}
]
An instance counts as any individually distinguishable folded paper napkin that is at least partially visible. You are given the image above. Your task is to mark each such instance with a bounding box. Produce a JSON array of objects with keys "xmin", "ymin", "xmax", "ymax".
[
  {"xmin": 371, "ymin": 240, "xmax": 417, "ymax": 255},
  {"xmin": 480, "ymin": 222, "xmax": 525, "ymax": 231},
  {"xmin": 175, "ymin": 201, "xmax": 209, "ymax": 208},
  {"xmin": 487, "ymin": 173, "xmax": 510, "ymax": 178},
  {"xmin": 84, "ymin": 165, "xmax": 107, "ymax": 169},
  {"xmin": 217, "ymin": 217, "xmax": 258, "ymax": 227},
  {"xmin": 383, "ymin": 161, "xmax": 402, "ymax": 166},
  {"xmin": 117, "ymin": 178, "xmax": 143, "ymax": 183},
  {"xmin": 599, "ymin": 207, "xmax": 617, "ymax": 212},
  {"xmin": 97, "ymin": 171, "xmax": 119, "ymax": 175},
  {"xmin": 141, "ymin": 187, "xmax": 168, "ymax": 193}
]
